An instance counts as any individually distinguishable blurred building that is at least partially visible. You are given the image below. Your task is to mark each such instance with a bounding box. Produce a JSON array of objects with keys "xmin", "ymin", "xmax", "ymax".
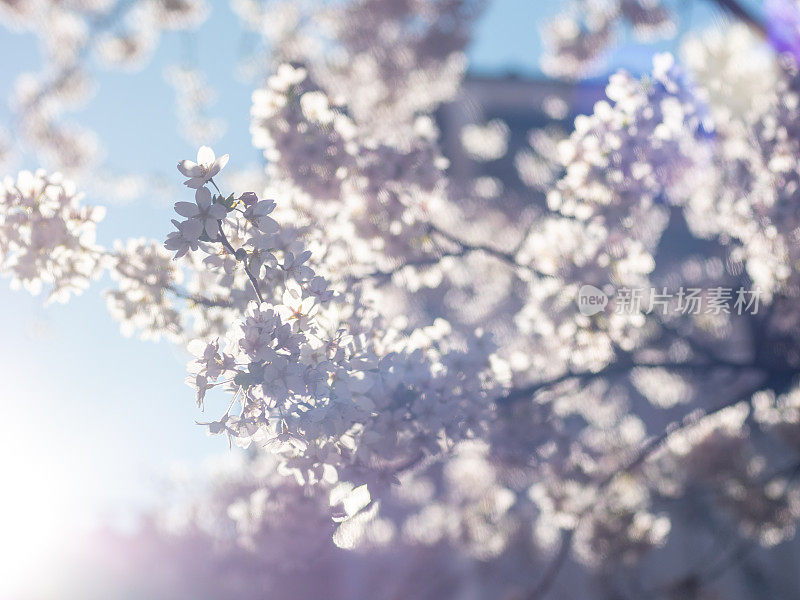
[{"xmin": 438, "ymin": 73, "xmax": 606, "ymax": 198}]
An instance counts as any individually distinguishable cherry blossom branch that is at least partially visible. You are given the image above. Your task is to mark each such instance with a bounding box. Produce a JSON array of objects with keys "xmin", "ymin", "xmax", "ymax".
[
  {"xmin": 522, "ymin": 380, "xmax": 769, "ymax": 599},
  {"xmin": 18, "ymin": 0, "xmax": 136, "ymax": 119},
  {"xmin": 496, "ymin": 357, "xmax": 756, "ymax": 407},
  {"xmin": 525, "ymin": 529, "xmax": 574, "ymax": 600},
  {"xmin": 82, "ymin": 242, "xmax": 233, "ymax": 309},
  {"xmin": 427, "ymin": 223, "xmax": 521, "ymax": 266},
  {"xmin": 606, "ymin": 384, "xmax": 767, "ymax": 486},
  {"xmin": 113, "ymin": 259, "xmax": 232, "ymax": 308},
  {"xmin": 215, "ymin": 220, "xmax": 265, "ymax": 305},
  {"xmin": 205, "ymin": 177, "xmax": 266, "ymax": 306},
  {"xmin": 348, "ymin": 249, "xmax": 471, "ymax": 284},
  {"xmin": 645, "ymin": 457, "xmax": 800, "ymax": 595},
  {"xmin": 658, "ymin": 320, "xmax": 746, "ymax": 367},
  {"xmin": 350, "ymin": 222, "xmax": 546, "ymax": 285}
]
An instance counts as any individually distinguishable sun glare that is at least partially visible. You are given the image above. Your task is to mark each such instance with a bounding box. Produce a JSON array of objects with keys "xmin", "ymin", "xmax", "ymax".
[{"xmin": 0, "ymin": 400, "xmax": 88, "ymax": 598}]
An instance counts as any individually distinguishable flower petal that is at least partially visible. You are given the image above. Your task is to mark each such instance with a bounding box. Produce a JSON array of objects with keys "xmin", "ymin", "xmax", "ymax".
[
  {"xmin": 210, "ymin": 204, "xmax": 228, "ymax": 219},
  {"xmin": 174, "ymin": 201, "xmax": 200, "ymax": 218},
  {"xmin": 183, "ymin": 219, "xmax": 203, "ymax": 239},
  {"xmin": 195, "ymin": 186, "xmax": 213, "ymax": 208},
  {"xmin": 184, "ymin": 178, "xmax": 206, "ymax": 189},
  {"xmin": 197, "ymin": 145, "xmax": 215, "ymax": 165},
  {"xmin": 203, "ymin": 218, "xmax": 219, "ymax": 239},
  {"xmin": 257, "ymin": 216, "xmax": 279, "ymax": 234},
  {"xmin": 177, "ymin": 160, "xmax": 203, "ymax": 177}
]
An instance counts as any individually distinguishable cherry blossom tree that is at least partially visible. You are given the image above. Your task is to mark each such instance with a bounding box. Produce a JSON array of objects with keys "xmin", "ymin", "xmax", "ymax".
[{"xmin": 3, "ymin": 0, "xmax": 800, "ymax": 598}]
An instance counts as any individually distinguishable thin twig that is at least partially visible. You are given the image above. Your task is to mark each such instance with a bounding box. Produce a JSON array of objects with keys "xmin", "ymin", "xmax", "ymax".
[
  {"xmin": 519, "ymin": 376, "xmax": 772, "ymax": 599},
  {"xmin": 207, "ymin": 177, "xmax": 266, "ymax": 305},
  {"xmin": 216, "ymin": 221, "xmax": 265, "ymax": 305},
  {"xmin": 526, "ymin": 530, "xmax": 574, "ymax": 600},
  {"xmin": 495, "ymin": 358, "xmax": 754, "ymax": 407}
]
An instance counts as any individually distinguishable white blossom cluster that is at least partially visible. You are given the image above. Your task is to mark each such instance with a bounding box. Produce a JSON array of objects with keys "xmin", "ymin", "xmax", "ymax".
[
  {"xmin": 507, "ymin": 53, "xmax": 710, "ymax": 376},
  {"xmin": 315, "ymin": 0, "xmax": 483, "ymax": 135},
  {"xmin": 542, "ymin": 0, "xmax": 675, "ymax": 79},
  {"xmin": 3, "ymin": 1, "xmax": 800, "ymax": 597},
  {"xmin": 250, "ymin": 62, "xmax": 451, "ymax": 273},
  {"xmin": 166, "ymin": 147, "xmax": 499, "ymax": 508},
  {"xmin": 754, "ymin": 386, "xmax": 800, "ymax": 452},
  {"xmin": 679, "ymin": 55, "xmax": 800, "ymax": 300},
  {"xmin": 3, "ymin": 0, "xmax": 209, "ymax": 176},
  {"xmin": 237, "ymin": 25, "xmax": 800, "ymax": 587},
  {"xmin": 0, "ymin": 169, "xmax": 105, "ymax": 302},
  {"xmin": 106, "ymin": 238, "xmax": 185, "ymax": 341},
  {"xmin": 232, "ymin": 0, "xmax": 483, "ymax": 137},
  {"xmin": 653, "ymin": 401, "xmax": 800, "ymax": 547}
]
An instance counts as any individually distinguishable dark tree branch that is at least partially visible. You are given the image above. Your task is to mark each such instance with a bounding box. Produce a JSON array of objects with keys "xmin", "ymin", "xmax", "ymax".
[
  {"xmin": 517, "ymin": 376, "xmax": 776, "ymax": 599},
  {"xmin": 526, "ymin": 530, "xmax": 575, "ymax": 600},
  {"xmin": 495, "ymin": 357, "xmax": 755, "ymax": 407},
  {"xmin": 111, "ymin": 256, "xmax": 233, "ymax": 309},
  {"xmin": 348, "ymin": 221, "xmax": 548, "ymax": 286}
]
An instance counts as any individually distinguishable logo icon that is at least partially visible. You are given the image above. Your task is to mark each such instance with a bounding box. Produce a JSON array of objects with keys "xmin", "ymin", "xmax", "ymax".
[{"xmin": 577, "ymin": 284, "xmax": 608, "ymax": 316}]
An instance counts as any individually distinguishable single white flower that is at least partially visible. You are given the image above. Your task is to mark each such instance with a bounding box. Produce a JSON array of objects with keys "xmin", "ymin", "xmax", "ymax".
[
  {"xmin": 306, "ymin": 275, "xmax": 334, "ymax": 303},
  {"xmin": 164, "ymin": 218, "xmax": 203, "ymax": 258},
  {"xmin": 243, "ymin": 197, "xmax": 278, "ymax": 234},
  {"xmin": 177, "ymin": 145, "xmax": 230, "ymax": 188},
  {"xmin": 174, "ymin": 187, "xmax": 227, "ymax": 239},
  {"xmin": 278, "ymin": 286, "xmax": 318, "ymax": 330},
  {"xmin": 282, "ymin": 250, "xmax": 314, "ymax": 282}
]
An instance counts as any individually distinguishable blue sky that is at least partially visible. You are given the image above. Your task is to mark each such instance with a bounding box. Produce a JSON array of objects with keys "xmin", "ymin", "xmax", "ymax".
[{"xmin": 0, "ymin": 0, "xmax": 733, "ymax": 524}]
